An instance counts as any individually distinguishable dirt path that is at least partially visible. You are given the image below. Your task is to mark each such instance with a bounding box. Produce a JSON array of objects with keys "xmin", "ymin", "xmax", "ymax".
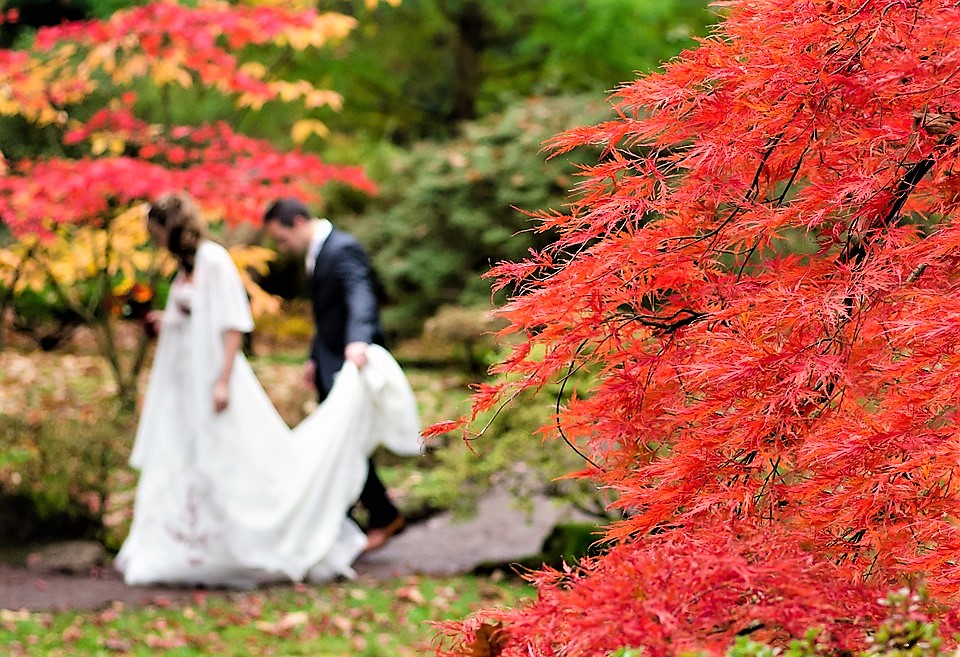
[{"xmin": 0, "ymin": 490, "xmax": 578, "ymax": 612}]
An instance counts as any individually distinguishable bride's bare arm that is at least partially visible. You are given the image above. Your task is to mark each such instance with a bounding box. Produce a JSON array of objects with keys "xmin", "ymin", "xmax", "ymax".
[{"xmin": 213, "ymin": 329, "xmax": 244, "ymax": 413}]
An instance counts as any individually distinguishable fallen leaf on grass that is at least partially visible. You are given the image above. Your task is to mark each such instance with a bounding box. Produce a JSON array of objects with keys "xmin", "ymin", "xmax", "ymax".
[
  {"xmin": 103, "ymin": 637, "xmax": 132, "ymax": 652},
  {"xmin": 151, "ymin": 595, "xmax": 173, "ymax": 608},
  {"xmin": 254, "ymin": 611, "xmax": 309, "ymax": 635},
  {"xmin": 331, "ymin": 614, "xmax": 354, "ymax": 634},
  {"xmin": 0, "ymin": 609, "xmax": 31, "ymax": 622},
  {"xmin": 60, "ymin": 622, "xmax": 83, "ymax": 642},
  {"xmin": 351, "ymin": 636, "xmax": 369, "ymax": 651},
  {"xmin": 396, "ymin": 584, "xmax": 426, "ymax": 605},
  {"xmin": 145, "ymin": 633, "xmax": 188, "ymax": 649},
  {"xmin": 94, "ymin": 601, "xmax": 124, "ymax": 624}
]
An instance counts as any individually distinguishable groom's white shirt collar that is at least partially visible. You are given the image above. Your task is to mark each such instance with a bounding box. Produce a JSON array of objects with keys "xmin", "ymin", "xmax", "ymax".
[{"xmin": 305, "ymin": 218, "xmax": 332, "ymax": 275}]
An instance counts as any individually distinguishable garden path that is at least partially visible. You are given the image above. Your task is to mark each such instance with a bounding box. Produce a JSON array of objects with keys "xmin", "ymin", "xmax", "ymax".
[{"xmin": 0, "ymin": 488, "xmax": 578, "ymax": 612}]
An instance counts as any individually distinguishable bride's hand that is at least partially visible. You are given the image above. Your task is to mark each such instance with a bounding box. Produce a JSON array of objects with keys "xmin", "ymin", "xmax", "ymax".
[
  {"xmin": 213, "ymin": 379, "xmax": 230, "ymax": 413},
  {"xmin": 144, "ymin": 310, "xmax": 164, "ymax": 336}
]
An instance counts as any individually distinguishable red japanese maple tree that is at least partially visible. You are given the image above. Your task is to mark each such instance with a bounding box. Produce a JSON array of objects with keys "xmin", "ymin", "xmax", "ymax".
[{"xmin": 433, "ymin": 0, "xmax": 960, "ymax": 654}]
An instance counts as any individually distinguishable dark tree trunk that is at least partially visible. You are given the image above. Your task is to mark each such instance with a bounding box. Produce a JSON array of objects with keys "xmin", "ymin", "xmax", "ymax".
[{"xmin": 448, "ymin": 1, "xmax": 488, "ymax": 121}]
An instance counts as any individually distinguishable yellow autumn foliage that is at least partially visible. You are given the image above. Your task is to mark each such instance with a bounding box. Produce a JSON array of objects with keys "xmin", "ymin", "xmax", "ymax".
[
  {"xmin": 0, "ymin": 49, "xmax": 93, "ymax": 126},
  {"xmin": 0, "ymin": 205, "xmax": 278, "ymax": 320},
  {"xmin": 291, "ymin": 119, "xmax": 330, "ymax": 144},
  {"xmin": 275, "ymin": 13, "xmax": 357, "ymax": 51},
  {"xmin": 228, "ymin": 245, "xmax": 281, "ymax": 318}
]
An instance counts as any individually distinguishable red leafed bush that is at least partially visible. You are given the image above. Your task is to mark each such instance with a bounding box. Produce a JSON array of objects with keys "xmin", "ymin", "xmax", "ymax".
[
  {"xmin": 436, "ymin": 524, "xmax": 894, "ymax": 656},
  {"xmin": 432, "ymin": 0, "xmax": 960, "ymax": 653},
  {"xmin": 0, "ymin": 116, "xmax": 373, "ymax": 238}
]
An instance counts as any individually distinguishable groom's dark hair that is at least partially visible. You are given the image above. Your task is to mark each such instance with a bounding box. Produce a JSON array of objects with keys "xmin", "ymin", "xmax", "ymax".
[{"xmin": 263, "ymin": 197, "xmax": 311, "ymax": 227}]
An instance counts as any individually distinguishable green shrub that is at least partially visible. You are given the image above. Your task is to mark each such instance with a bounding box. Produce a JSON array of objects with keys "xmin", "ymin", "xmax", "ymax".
[
  {"xmin": 0, "ymin": 411, "xmax": 135, "ymax": 547},
  {"xmin": 414, "ymin": 380, "xmax": 612, "ymax": 523},
  {"xmin": 420, "ymin": 304, "xmax": 507, "ymax": 374},
  {"xmin": 340, "ymin": 93, "xmax": 613, "ymax": 338}
]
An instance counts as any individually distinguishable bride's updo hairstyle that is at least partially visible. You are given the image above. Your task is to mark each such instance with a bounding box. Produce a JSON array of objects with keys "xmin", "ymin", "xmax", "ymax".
[{"xmin": 147, "ymin": 192, "xmax": 205, "ymax": 274}]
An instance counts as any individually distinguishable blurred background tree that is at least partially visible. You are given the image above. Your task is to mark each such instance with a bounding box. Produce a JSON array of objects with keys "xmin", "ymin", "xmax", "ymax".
[
  {"xmin": 248, "ymin": 0, "xmax": 718, "ymax": 337},
  {"xmin": 346, "ymin": 93, "xmax": 612, "ymax": 338},
  {"xmin": 308, "ymin": 0, "xmax": 714, "ymax": 141}
]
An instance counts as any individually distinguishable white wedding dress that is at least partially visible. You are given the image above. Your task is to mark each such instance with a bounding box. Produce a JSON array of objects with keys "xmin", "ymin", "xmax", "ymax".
[{"xmin": 115, "ymin": 241, "xmax": 421, "ymax": 588}]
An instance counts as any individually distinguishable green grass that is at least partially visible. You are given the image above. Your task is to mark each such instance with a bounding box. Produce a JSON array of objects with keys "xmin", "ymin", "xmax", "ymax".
[
  {"xmin": 0, "ymin": 574, "xmax": 532, "ymax": 656},
  {"xmin": 249, "ymin": 351, "xmax": 308, "ymax": 366}
]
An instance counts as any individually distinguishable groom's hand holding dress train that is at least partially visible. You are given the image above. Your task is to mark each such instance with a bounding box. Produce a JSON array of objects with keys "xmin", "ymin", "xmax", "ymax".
[{"xmin": 264, "ymin": 197, "xmax": 406, "ymax": 551}]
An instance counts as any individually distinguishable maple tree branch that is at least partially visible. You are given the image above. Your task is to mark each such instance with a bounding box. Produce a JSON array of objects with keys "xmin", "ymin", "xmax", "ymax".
[
  {"xmin": 664, "ymin": 124, "xmax": 796, "ymax": 252},
  {"xmin": 623, "ymin": 307, "xmax": 707, "ymax": 332},
  {"xmin": 754, "ymin": 456, "xmax": 786, "ymax": 520},
  {"xmin": 746, "ymin": 132, "xmax": 785, "ymax": 203},
  {"xmin": 879, "ymin": 155, "xmax": 937, "ymax": 228},
  {"xmin": 42, "ymin": 269, "xmax": 124, "ymax": 393},
  {"xmin": 556, "ymin": 338, "xmax": 602, "ymax": 471},
  {"xmin": 906, "ymin": 263, "xmax": 927, "ymax": 284},
  {"xmin": 465, "ymin": 386, "xmax": 524, "ymax": 447},
  {"xmin": 772, "ymin": 136, "xmax": 813, "ymax": 206},
  {"xmin": 824, "ymin": 116, "xmax": 958, "ymax": 383},
  {"xmin": 735, "ymin": 236, "xmax": 762, "ymax": 282},
  {"xmin": 841, "ymin": 113, "xmax": 958, "ymax": 268}
]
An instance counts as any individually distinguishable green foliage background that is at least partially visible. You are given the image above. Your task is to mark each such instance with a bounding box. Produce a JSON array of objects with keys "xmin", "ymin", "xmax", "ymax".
[
  {"xmin": 316, "ymin": 0, "xmax": 715, "ymax": 140},
  {"xmin": 341, "ymin": 93, "xmax": 613, "ymax": 336}
]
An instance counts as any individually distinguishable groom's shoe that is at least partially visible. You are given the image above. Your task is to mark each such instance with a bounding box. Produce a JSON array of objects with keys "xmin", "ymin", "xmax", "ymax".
[{"xmin": 364, "ymin": 515, "xmax": 406, "ymax": 552}]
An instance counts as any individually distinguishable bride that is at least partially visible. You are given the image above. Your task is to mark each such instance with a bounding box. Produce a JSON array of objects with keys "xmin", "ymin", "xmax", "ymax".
[{"xmin": 115, "ymin": 192, "xmax": 421, "ymax": 588}]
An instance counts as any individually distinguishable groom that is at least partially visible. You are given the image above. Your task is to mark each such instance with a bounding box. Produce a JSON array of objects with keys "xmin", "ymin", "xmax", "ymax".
[{"xmin": 263, "ymin": 197, "xmax": 405, "ymax": 551}]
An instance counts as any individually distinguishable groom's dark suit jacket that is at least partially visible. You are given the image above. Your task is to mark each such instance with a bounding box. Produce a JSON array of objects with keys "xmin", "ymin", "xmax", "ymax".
[{"xmin": 308, "ymin": 227, "xmax": 386, "ymax": 397}]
